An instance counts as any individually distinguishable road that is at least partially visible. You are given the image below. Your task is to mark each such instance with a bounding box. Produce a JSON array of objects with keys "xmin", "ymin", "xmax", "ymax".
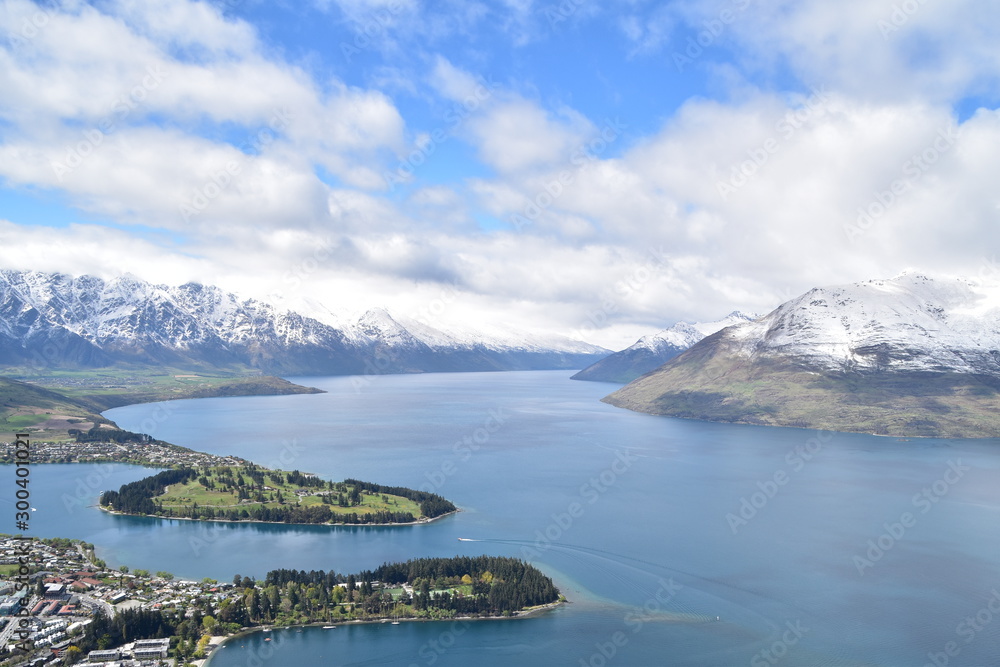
[{"xmin": 0, "ymin": 595, "xmax": 36, "ymax": 648}]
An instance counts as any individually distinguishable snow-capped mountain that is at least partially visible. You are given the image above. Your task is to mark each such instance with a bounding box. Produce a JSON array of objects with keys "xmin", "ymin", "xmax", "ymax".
[
  {"xmin": 0, "ymin": 270, "xmax": 609, "ymax": 374},
  {"xmin": 722, "ymin": 273, "xmax": 1000, "ymax": 375},
  {"xmin": 572, "ymin": 311, "xmax": 757, "ymax": 383},
  {"xmin": 603, "ymin": 273, "xmax": 1000, "ymax": 438}
]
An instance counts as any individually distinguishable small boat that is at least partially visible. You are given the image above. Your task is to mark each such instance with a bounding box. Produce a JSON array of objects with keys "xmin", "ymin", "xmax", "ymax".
[
  {"xmin": 264, "ymin": 638, "xmax": 271, "ymax": 642},
  {"xmin": 457, "ymin": 537, "xmax": 474, "ymax": 542},
  {"xmin": 391, "ymin": 621, "xmax": 400, "ymax": 625},
  {"xmin": 323, "ymin": 625, "xmax": 337, "ymax": 629}
]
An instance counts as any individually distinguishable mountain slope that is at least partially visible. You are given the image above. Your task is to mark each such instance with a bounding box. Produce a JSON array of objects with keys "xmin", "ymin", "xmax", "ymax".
[
  {"xmin": 0, "ymin": 270, "xmax": 608, "ymax": 375},
  {"xmin": 572, "ymin": 312, "xmax": 756, "ymax": 383},
  {"xmin": 603, "ymin": 274, "xmax": 1000, "ymax": 438}
]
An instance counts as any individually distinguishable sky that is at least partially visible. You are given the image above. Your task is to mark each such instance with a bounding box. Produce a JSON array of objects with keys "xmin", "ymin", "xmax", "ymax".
[{"xmin": 1, "ymin": 0, "xmax": 999, "ymax": 349}]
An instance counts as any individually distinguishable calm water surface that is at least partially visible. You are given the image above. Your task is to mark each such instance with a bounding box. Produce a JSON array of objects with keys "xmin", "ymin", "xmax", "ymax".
[{"xmin": 26, "ymin": 371, "xmax": 1000, "ymax": 665}]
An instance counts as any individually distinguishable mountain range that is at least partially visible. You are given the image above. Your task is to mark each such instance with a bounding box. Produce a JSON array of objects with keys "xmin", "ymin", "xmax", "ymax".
[
  {"xmin": 604, "ymin": 273, "xmax": 1000, "ymax": 438},
  {"xmin": 0, "ymin": 270, "xmax": 609, "ymax": 375},
  {"xmin": 571, "ymin": 311, "xmax": 756, "ymax": 383}
]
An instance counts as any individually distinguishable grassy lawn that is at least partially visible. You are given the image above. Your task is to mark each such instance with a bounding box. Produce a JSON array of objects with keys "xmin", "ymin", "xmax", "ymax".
[
  {"xmin": 1, "ymin": 414, "xmax": 50, "ymax": 429},
  {"xmin": 155, "ymin": 466, "xmax": 423, "ymax": 518}
]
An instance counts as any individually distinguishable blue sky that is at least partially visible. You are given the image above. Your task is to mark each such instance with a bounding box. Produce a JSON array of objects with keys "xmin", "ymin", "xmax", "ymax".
[{"xmin": 1, "ymin": 0, "xmax": 999, "ymax": 347}]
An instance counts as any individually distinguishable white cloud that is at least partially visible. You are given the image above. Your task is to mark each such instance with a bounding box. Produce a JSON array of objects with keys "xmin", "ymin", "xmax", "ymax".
[
  {"xmin": 465, "ymin": 99, "xmax": 596, "ymax": 173},
  {"xmin": 3, "ymin": 0, "xmax": 1000, "ymax": 351},
  {"xmin": 721, "ymin": 0, "xmax": 1000, "ymax": 103}
]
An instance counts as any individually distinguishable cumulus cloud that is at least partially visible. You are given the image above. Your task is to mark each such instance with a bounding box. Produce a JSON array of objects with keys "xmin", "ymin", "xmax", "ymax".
[{"xmin": 2, "ymin": 0, "xmax": 1000, "ymax": 350}]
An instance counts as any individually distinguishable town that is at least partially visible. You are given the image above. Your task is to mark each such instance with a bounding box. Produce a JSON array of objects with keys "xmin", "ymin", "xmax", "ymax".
[
  {"xmin": 0, "ymin": 536, "xmax": 562, "ymax": 667},
  {"xmin": 0, "ymin": 535, "xmax": 232, "ymax": 666},
  {"xmin": 0, "ymin": 440, "xmax": 249, "ymax": 470}
]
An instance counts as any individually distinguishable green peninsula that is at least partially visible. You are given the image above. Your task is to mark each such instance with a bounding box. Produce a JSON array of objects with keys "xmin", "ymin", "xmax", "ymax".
[{"xmin": 100, "ymin": 465, "xmax": 457, "ymax": 525}]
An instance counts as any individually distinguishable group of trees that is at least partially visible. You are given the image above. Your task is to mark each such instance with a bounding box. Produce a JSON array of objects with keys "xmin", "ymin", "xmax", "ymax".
[
  {"xmin": 343, "ymin": 479, "xmax": 457, "ymax": 518},
  {"xmin": 99, "ymin": 468, "xmax": 198, "ymax": 515},
  {"xmin": 370, "ymin": 555, "xmax": 560, "ymax": 614},
  {"xmin": 76, "ymin": 608, "xmax": 176, "ymax": 657},
  {"xmin": 99, "ymin": 466, "xmax": 457, "ymax": 524},
  {"xmin": 166, "ymin": 504, "xmax": 417, "ymax": 524},
  {"xmin": 226, "ymin": 556, "xmax": 560, "ymax": 623},
  {"xmin": 70, "ymin": 426, "xmax": 153, "ymax": 444}
]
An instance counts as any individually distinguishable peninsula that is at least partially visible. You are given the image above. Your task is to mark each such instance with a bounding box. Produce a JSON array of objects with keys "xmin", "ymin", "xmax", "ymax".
[
  {"xmin": 99, "ymin": 465, "xmax": 457, "ymax": 525},
  {"xmin": 0, "ymin": 536, "xmax": 562, "ymax": 665}
]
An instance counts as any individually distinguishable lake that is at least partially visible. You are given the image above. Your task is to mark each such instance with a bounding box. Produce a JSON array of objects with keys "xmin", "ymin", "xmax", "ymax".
[{"xmin": 28, "ymin": 371, "xmax": 1000, "ymax": 665}]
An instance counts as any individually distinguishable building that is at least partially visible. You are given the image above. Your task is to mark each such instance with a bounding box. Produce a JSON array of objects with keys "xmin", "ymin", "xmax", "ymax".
[
  {"xmin": 87, "ymin": 648, "xmax": 121, "ymax": 662},
  {"xmin": 44, "ymin": 583, "xmax": 67, "ymax": 599},
  {"xmin": 133, "ymin": 637, "xmax": 171, "ymax": 659},
  {"xmin": 0, "ymin": 596, "xmax": 22, "ymax": 616}
]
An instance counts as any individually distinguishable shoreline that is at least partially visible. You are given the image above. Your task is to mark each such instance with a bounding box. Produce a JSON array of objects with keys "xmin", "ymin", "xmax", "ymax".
[
  {"xmin": 97, "ymin": 504, "xmax": 460, "ymax": 528},
  {"xmin": 202, "ymin": 600, "xmax": 566, "ymax": 666}
]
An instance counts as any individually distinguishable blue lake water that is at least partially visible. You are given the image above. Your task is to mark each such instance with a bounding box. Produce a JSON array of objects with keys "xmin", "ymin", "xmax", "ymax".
[{"xmin": 19, "ymin": 371, "xmax": 1000, "ymax": 665}]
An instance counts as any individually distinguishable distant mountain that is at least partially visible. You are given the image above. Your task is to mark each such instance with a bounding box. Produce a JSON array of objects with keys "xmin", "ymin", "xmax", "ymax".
[
  {"xmin": 572, "ymin": 312, "xmax": 756, "ymax": 383},
  {"xmin": 603, "ymin": 273, "xmax": 1000, "ymax": 438},
  {"xmin": 0, "ymin": 270, "xmax": 609, "ymax": 375}
]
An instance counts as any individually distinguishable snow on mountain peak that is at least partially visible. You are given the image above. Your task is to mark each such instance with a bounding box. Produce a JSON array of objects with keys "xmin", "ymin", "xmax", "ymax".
[
  {"xmin": 724, "ymin": 273, "xmax": 1000, "ymax": 375},
  {"xmin": 630, "ymin": 311, "xmax": 758, "ymax": 353}
]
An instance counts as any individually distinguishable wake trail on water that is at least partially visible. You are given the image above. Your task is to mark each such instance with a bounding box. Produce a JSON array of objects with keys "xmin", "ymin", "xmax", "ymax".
[{"xmin": 464, "ymin": 537, "xmax": 815, "ymax": 646}]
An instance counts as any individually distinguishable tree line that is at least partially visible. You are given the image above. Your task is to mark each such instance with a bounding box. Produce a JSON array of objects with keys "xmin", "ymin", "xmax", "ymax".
[
  {"xmin": 99, "ymin": 468, "xmax": 197, "ymax": 515},
  {"xmin": 99, "ymin": 467, "xmax": 456, "ymax": 524},
  {"xmin": 234, "ymin": 556, "xmax": 560, "ymax": 621},
  {"xmin": 343, "ymin": 478, "xmax": 456, "ymax": 518}
]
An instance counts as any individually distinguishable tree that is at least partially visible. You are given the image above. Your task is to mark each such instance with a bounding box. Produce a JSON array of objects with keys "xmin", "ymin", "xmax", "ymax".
[
  {"xmin": 202, "ymin": 615, "xmax": 218, "ymax": 634},
  {"xmin": 62, "ymin": 646, "xmax": 82, "ymax": 665}
]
